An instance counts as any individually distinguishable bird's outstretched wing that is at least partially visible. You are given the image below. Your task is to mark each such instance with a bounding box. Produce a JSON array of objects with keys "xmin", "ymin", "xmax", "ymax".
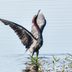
[{"xmin": 0, "ymin": 19, "xmax": 34, "ymax": 49}]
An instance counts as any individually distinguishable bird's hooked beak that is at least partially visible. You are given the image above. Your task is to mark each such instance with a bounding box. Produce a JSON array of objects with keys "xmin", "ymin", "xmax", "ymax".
[{"xmin": 37, "ymin": 9, "xmax": 41, "ymax": 17}]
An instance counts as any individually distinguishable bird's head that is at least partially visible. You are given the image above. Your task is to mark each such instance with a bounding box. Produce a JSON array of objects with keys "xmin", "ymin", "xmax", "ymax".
[
  {"xmin": 37, "ymin": 10, "xmax": 46, "ymax": 31},
  {"xmin": 32, "ymin": 10, "xmax": 46, "ymax": 32},
  {"xmin": 32, "ymin": 10, "xmax": 41, "ymax": 24}
]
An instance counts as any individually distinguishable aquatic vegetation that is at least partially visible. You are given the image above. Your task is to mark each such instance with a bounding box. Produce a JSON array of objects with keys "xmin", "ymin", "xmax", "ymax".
[
  {"xmin": 23, "ymin": 56, "xmax": 43, "ymax": 72},
  {"xmin": 23, "ymin": 54, "xmax": 72, "ymax": 72},
  {"xmin": 52, "ymin": 56, "xmax": 60, "ymax": 71},
  {"xmin": 30, "ymin": 56, "xmax": 43, "ymax": 72}
]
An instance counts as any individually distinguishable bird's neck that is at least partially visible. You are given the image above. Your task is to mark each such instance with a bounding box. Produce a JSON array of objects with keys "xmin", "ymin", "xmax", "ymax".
[
  {"xmin": 34, "ymin": 23, "xmax": 40, "ymax": 32},
  {"xmin": 33, "ymin": 17, "xmax": 41, "ymax": 33}
]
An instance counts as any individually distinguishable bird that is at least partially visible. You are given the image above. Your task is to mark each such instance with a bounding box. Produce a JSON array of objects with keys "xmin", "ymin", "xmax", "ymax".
[{"xmin": 0, "ymin": 10, "xmax": 46, "ymax": 57}]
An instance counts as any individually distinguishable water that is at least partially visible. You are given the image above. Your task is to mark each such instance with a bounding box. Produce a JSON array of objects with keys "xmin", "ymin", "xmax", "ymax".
[{"xmin": 0, "ymin": 53, "xmax": 72, "ymax": 72}]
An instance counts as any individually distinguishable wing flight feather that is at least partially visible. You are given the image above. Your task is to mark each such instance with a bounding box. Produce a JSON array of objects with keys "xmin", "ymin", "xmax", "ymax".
[{"xmin": 0, "ymin": 19, "xmax": 33, "ymax": 49}]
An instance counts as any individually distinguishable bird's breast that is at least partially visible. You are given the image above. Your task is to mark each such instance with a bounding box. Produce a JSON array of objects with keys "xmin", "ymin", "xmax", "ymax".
[{"xmin": 28, "ymin": 37, "xmax": 43, "ymax": 53}]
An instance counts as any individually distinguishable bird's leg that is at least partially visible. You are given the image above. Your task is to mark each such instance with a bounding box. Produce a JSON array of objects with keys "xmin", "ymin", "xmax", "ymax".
[
  {"xmin": 36, "ymin": 51, "xmax": 39, "ymax": 64},
  {"xmin": 30, "ymin": 51, "xmax": 34, "ymax": 61},
  {"xmin": 36, "ymin": 50, "xmax": 39, "ymax": 58},
  {"xmin": 32, "ymin": 51, "xmax": 34, "ymax": 57}
]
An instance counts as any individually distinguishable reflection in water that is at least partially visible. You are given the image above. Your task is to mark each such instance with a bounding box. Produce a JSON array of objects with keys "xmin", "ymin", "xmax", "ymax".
[
  {"xmin": 22, "ymin": 53, "xmax": 72, "ymax": 72},
  {"xmin": 0, "ymin": 53, "xmax": 72, "ymax": 72},
  {"xmin": 22, "ymin": 56, "xmax": 44, "ymax": 72}
]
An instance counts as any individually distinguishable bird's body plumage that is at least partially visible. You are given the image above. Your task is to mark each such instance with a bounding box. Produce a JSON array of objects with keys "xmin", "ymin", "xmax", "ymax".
[{"xmin": 0, "ymin": 10, "xmax": 46, "ymax": 56}]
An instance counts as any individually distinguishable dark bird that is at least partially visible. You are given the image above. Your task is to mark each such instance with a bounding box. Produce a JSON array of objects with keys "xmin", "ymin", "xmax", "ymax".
[{"xmin": 0, "ymin": 10, "xmax": 46, "ymax": 57}]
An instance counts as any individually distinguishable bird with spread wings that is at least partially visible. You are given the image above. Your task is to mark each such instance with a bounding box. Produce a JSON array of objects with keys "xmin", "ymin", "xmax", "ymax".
[{"xmin": 0, "ymin": 10, "xmax": 46, "ymax": 57}]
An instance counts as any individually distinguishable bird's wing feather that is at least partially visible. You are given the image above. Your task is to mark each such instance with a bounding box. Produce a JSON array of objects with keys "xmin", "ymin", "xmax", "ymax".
[{"xmin": 0, "ymin": 19, "xmax": 33, "ymax": 49}]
